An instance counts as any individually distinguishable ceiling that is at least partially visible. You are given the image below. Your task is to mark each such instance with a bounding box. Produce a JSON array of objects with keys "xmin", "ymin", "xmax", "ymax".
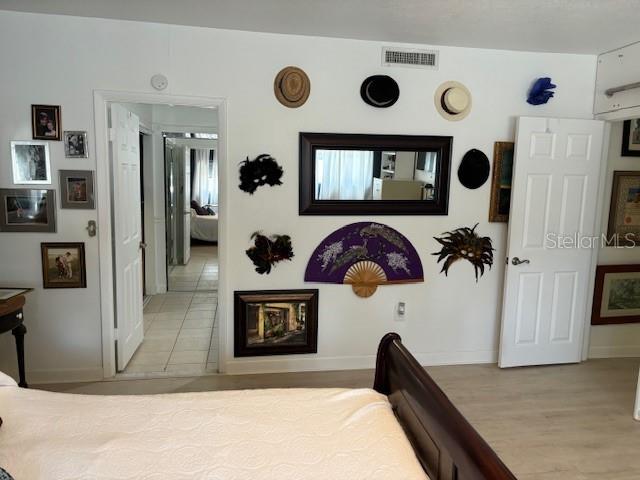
[{"xmin": 1, "ymin": 0, "xmax": 638, "ymax": 54}]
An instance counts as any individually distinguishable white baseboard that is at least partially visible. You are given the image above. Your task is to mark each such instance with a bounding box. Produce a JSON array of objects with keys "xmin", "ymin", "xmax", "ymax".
[
  {"xmin": 223, "ymin": 350, "xmax": 497, "ymax": 375},
  {"xmin": 25, "ymin": 367, "xmax": 104, "ymax": 385},
  {"xmin": 588, "ymin": 345, "xmax": 640, "ymax": 358}
]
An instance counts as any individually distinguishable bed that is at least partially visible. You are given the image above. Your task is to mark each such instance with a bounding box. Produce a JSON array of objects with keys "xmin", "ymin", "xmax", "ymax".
[
  {"xmin": 0, "ymin": 333, "xmax": 516, "ymax": 480},
  {"xmin": 190, "ymin": 208, "xmax": 218, "ymax": 242}
]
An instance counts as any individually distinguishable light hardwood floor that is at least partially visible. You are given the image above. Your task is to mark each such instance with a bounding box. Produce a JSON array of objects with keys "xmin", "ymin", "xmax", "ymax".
[{"xmin": 38, "ymin": 358, "xmax": 640, "ymax": 480}]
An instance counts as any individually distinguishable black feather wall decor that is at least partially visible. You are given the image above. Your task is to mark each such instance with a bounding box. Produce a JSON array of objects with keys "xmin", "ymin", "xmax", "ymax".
[
  {"xmin": 432, "ymin": 224, "xmax": 494, "ymax": 281},
  {"xmin": 245, "ymin": 231, "xmax": 294, "ymax": 274},
  {"xmin": 238, "ymin": 154, "xmax": 284, "ymax": 194}
]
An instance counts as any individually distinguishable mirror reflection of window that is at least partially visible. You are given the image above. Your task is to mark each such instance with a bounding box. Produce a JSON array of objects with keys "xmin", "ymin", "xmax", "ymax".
[{"xmin": 314, "ymin": 149, "xmax": 438, "ymax": 201}]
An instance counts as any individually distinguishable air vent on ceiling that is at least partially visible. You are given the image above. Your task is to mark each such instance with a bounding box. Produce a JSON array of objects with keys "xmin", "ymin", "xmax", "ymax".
[{"xmin": 382, "ymin": 47, "xmax": 439, "ymax": 70}]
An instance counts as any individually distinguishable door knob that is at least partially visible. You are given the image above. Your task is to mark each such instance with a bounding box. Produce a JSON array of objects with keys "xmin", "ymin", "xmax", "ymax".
[{"xmin": 511, "ymin": 257, "xmax": 530, "ymax": 266}]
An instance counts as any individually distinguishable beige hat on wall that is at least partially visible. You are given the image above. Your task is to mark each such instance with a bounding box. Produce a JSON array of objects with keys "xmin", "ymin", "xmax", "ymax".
[
  {"xmin": 434, "ymin": 81, "xmax": 472, "ymax": 121},
  {"xmin": 274, "ymin": 66, "xmax": 311, "ymax": 108}
]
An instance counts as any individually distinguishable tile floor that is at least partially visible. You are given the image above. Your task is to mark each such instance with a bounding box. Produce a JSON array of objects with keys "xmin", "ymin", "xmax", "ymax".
[
  {"xmin": 168, "ymin": 244, "xmax": 218, "ymax": 291},
  {"xmin": 122, "ymin": 244, "xmax": 219, "ymax": 377}
]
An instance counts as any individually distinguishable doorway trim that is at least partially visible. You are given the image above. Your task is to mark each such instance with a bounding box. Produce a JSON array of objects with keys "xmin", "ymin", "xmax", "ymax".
[{"xmin": 93, "ymin": 90, "xmax": 227, "ymax": 378}]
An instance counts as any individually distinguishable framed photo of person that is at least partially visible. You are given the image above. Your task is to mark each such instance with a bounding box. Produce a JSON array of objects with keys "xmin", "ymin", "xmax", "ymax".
[
  {"xmin": 0, "ymin": 189, "xmax": 56, "ymax": 233},
  {"xmin": 488, "ymin": 141, "xmax": 514, "ymax": 222},
  {"xmin": 64, "ymin": 131, "xmax": 88, "ymax": 158},
  {"xmin": 31, "ymin": 104, "xmax": 61, "ymax": 141},
  {"xmin": 607, "ymin": 171, "xmax": 640, "ymax": 246},
  {"xmin": 11, "ymin": 140, "xmax": 51, "ymax": 184},
  {"xmin": 59, "ymin": 170, "xmax": 95, "ymax": 209},
  {"xmin": 591, "ymin": 264, "xmax": 640, "ymax": 325},
  {"xmin": 621, "ymin": 119, "xmax": 640, "ymax": 157},
  {"xmin": 234, "ymin": 289, "xmax": 318, "ymax": 357},
  {"xmin": 41, "ymin": 242, "xmax": 87, "ymax": 289}
]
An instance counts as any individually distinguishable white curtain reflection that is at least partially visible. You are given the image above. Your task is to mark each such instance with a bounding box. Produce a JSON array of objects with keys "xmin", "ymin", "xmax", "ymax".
[
  {"xmin": 315, "ymin": 150, "xmax": 374, "ymax": 200},
  {"xmin": 192, "ymin": 149, "xmax": 218, "ymax": 206}
]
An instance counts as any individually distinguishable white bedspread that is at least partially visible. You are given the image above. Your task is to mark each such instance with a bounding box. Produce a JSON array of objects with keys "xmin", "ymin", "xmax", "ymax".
[
  {"xmin": 190, "ymin": 210, "xmax": 218, "ymax": 242},
  {"xmin": 0, "ymin": 386, "xmax": 428, "ymax": 480}
]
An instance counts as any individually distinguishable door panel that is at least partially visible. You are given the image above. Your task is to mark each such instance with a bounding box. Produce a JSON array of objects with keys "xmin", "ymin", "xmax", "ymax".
[
  {"xmin": 111, "ymin": 103, "xmax": 144, "ymax": 371},
  {"xmin": 499, "ymin": 117, "xmax": 605, "ymax": 368}
]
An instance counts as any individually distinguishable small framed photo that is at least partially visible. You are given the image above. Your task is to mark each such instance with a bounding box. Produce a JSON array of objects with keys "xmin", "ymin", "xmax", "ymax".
[
  {"xmin": 59, "ymin": 170, "xmax": 95, "ymax": 209},
  {"xmin": 64, "ymin": 131, "xmax": 88, "ymax": 158},
  {"xmin": 591, "ymin": 264, "xmax": 640, "ymax": 325},
  {"xmin": 41, "ymin": 242, "xmax": 87, "ymax": 289},
  {"xmin": 0, "ymin": 189, "xmax": 56, "ymax": 233},
  {"xmin": 488, "ymin": 141, "xmax": 514, "ymax": 222},
  {"xmin": 621, "ymin": 119, "xmax": 640, "ymax": 157},
  {"xmin": 32, "ymin": 104, "xmax": 61, "ymax": 141},
  {"xmin": 234, "ymin": 289, "xmax": 318, "ymax": 357},
  {"xmin": 606, "ymin": 171, "xmax": 640, "ymax": 246},
  {"xmin": 11, "ymin": 141, "xmax": 51, "ymax": 184}
]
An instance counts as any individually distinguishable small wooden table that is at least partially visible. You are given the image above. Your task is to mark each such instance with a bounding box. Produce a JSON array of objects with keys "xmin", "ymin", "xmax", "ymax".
[{"xmin": 0, "ymin": 288, "xmax": 32, "ymax": 388}]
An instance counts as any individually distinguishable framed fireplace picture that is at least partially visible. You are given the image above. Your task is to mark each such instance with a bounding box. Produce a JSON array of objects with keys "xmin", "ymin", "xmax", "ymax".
[
  {"xmin": 591, "ymin": 264, "xmax": 640, "ymax": 325},
  {"xmin": 234, "ymin": 289, "xmax": 318, "ymax": 357}
]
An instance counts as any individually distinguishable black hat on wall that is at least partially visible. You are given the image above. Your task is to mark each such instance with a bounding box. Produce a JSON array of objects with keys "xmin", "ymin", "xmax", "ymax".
[
  {"xmin": 458, "ymin": 149, "xmax": 490, "ymax": 189},
  {"xmin": 360, "ymin": 75, "xmax": 400, "ymax": 108}
]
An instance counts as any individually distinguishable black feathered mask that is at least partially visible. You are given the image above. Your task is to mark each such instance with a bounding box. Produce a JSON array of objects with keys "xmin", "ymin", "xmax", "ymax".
[{"xmin": 239, "ymin": 154, "xmax": 283, "ymax": 194}]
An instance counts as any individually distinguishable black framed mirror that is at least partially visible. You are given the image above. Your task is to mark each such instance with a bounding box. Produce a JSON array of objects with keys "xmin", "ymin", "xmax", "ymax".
[{"xmin": 299, "ymin": 133, "xmax": 452, "ymax": 215}]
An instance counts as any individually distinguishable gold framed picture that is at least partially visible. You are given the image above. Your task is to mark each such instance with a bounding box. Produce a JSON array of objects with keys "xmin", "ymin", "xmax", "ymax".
[
  {"xmin": 621, "ymin": 119, "xmax": 640, "ymax": 157},
  {"xmin": 488, "ymin": 141, "xmax": 514, "ymax": 222},
  {"xmin": 607, "ymin": 171, "xmax": 640, "ymax": 246},
  {"xmin": 31, "ymin": 104, "xmax": 61, "ymax": 141}
]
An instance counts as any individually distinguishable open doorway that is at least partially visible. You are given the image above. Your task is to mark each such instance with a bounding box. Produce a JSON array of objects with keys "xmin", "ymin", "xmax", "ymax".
[{"xmin": 99, "ymin": 99, "xmax": 223, "ymax": 379}]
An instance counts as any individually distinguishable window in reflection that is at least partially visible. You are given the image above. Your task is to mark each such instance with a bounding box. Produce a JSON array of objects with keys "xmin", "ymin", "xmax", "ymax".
[{"xmin": 314, "ymin": 149, "xmax": 438, "ymax": 201}]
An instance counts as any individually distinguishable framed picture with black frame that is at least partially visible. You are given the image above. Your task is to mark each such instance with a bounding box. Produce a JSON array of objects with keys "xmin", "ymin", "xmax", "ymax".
[
  {"xmin": 31, "ymin": 104, "xmax": 61, "ymax": 141},
  {"xmin": 234, "ymin": 289, "xmax": 318, "ymax": 357},
  {"xmin": 621, "ymin": 119, "xmax": 640, "ymax": 157}
]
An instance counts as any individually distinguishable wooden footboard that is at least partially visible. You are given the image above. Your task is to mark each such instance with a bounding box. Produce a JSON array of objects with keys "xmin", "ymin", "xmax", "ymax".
[{"xmin": 374, "ymin": 333, "xmax": 517, "ymax": 480}]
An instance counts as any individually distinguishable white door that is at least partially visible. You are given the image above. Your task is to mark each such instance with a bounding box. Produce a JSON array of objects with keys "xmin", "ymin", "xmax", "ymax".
[
  {"xmin": 111, "ymin": 103, "xmax": 144, "ymax": 371},
  {"xmin": 499, "ymin": 117, "xmax": 605, "ymax": 368},
  {"xmin": 183, "ymin": 147, "xmax": 191, "ymax": 264}
]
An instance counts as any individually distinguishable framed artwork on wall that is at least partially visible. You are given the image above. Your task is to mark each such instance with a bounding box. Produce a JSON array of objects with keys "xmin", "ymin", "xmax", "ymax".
[
  {"xmin": 41, "ymin": 242, "xmax": 87, "ymax": 289},
  {"xmin": 607, "ymin": 171, "xmax": 640, "ymax": 246},
  {"xmin": 591, "ymin": 264, "xmax": 640, "ymax": 325},
  {"xmin": 488, "ymin": 141, "xmax": 514, "ymax": 222},
  {"xmin": 31, "ymin": 104, "xmax": 61, "ymax": 141},
  {"xmin": 621, "ymin": 119, "xmax": 640, "ymax": 157},
  {"xmin": 59, "ymin": 170, "xmax": 95, "ymax": 209},
  {"xmin": 0, "ymin": 189, "xmax": 56, "ymax": 233},
  {"xmin": 11, "ymin": 140, "xmax": 51, "ymax": 184},
  {"xmin": 64, "ymin": 131, "xmax": 88, "ymax": 158},
  {"xmin": 234, "ymin": 289, "xmax": 318, "ymax": 357}
]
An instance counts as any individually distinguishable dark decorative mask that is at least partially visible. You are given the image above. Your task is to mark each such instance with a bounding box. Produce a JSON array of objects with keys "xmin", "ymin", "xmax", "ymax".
[
  {"xmin": 246, "ymin": 232, "xmax": 294, "ymax": 274},
  {"xmin": 432, "ymin": 224, "xmax": 494, "ymax": 281},
  {"xmin": 239, "ymin": 154, "xmax": 284, "ymax": 194}
]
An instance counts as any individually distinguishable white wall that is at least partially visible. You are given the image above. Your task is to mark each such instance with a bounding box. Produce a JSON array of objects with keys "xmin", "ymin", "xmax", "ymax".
[
  {"xmin": 589, "ymin": 121, "xmax": 640, "ymax": 358},
  {"xmin": 0, "ymin": 10, "xmax": 599, "ymax": 381}
]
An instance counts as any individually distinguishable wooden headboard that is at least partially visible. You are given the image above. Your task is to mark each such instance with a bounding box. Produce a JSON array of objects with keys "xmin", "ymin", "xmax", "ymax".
[{"xmin": 373, "ymin": 333, "xmax": 517, "ymax": 480}]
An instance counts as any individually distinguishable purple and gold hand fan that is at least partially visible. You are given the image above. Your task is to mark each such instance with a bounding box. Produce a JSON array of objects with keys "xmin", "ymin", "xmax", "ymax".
[{"xmin": 305, "ymin": 222, "xmax": 423, "ymax": 297}]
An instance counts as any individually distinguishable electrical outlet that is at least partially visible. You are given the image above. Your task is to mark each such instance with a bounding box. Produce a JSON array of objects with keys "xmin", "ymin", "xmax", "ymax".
[{"xmin": 395, "ymin": 301, "xmax": 406, "ymax": 321}]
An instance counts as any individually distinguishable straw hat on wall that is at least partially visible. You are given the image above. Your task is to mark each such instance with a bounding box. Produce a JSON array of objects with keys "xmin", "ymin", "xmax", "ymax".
[
  {"xmin": 434, "ymin": 81, "xmax": 472, "ymax": 121},
  {"xmin": 274, "ymin": 66, "xmax": 311, "ymax": 108}
]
